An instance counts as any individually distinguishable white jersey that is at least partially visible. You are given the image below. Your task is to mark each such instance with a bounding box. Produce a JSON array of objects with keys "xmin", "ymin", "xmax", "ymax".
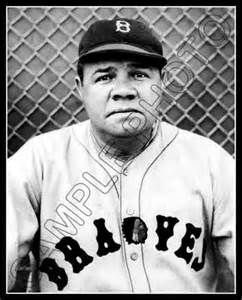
[{"xmin": 7, "ymin": 120, "xmax": 235, "ymax": 293}]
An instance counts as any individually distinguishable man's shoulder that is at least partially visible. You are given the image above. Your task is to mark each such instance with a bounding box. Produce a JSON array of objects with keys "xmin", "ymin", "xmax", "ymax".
[
  {"xmin": 161, "ymin": 121, "xmax": 232, "ymax": 159},
  {"xmin": 161, "ymin": 121, "xmax": 211, "ymax": 144},
  {"xmin": 8, "ymin": 120, "xmax": 91, "ymax": 164},
  {"xmin": 15, "ymin": 120, "xmax": 90, "ymax": 157},
  {"xmin": 33, "ymin": 120, "xmax": 89, "ymax": 144}
]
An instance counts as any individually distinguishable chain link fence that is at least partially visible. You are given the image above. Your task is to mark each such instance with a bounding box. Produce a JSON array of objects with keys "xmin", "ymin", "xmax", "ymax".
[{"xmin": 7, "ymin": 6, "xmax": 235, "ymax": 157}]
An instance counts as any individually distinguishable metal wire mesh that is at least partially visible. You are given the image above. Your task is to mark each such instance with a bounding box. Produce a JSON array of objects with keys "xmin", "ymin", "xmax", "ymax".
[{"xmin": 7, "ymin": 6, "xmax": 235, "ymax": 157}]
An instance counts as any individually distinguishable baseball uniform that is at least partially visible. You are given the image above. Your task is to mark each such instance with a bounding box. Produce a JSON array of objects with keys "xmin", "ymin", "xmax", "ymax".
[{"xmin": 7, "ymin": 119, "xmax": 235, "ymax": 293}]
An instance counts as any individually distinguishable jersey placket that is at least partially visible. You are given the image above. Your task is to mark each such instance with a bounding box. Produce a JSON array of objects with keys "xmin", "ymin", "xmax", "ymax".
[
  {"xmin": 119, "ymin": 163, "xmax": 151, "ymax": 293},
  {"xmin": 117, "ymin": 123, "xmax": 178, "ymax": 293}
]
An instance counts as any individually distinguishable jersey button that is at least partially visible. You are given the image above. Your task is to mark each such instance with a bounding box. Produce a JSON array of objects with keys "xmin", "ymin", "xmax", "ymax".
[
  {"xmin": 126, "ymin": 208, "xmax": 135, "ymax": 215},
  {"xmin": 130, "ymin": 252, "xmax": 138, "ymax": 261}
]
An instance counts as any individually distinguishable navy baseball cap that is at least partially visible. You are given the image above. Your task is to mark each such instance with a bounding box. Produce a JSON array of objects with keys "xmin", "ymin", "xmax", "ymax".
[{"xmin": 78, "ymin": 18, "xmax": 167, "ymax": 67}]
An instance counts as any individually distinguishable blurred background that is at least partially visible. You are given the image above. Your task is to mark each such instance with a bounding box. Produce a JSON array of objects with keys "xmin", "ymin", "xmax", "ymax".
[{"xmin": 7, "ymin": 6, "xmax": 235, "ymax": 291}]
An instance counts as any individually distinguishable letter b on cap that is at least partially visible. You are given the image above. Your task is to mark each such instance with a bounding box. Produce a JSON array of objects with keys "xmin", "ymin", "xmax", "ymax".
[{"xmin": 116, "ymin": 20, "xmax": 131, "ymax": 33}]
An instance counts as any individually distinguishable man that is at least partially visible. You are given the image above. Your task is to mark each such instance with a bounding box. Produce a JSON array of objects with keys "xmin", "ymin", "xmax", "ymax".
[{"xmin": 7, "ymin": 18, "xmax": 235, "ymax": 293}]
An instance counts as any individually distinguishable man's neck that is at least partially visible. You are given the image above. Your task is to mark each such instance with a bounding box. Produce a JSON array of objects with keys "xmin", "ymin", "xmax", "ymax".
[{"xmin": 90, "ymin": 124, "xmax": 157, "ymax": 161}]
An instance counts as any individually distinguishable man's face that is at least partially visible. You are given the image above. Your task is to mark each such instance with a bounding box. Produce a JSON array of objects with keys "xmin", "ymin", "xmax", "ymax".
[{"xmin": 76, "ymin": 57, "xmax": 163, "ymax": 140}]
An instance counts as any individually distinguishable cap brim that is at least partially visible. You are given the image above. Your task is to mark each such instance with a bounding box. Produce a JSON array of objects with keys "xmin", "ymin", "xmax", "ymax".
[{"xmin": 79, "ymin": 43, "xmax": 167, "ymax": 67}]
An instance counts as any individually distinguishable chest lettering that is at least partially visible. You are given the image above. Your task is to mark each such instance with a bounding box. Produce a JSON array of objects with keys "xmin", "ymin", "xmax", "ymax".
[{"xmin": 40, "ymin": 214, "xmax": 206, "ymax": 290}]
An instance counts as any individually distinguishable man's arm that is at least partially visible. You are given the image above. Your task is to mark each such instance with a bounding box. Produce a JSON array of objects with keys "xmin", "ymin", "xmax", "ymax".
[
  {"xmin": 210, "ymin": 145, "xmax": 235, "ymax": 292},
  {"xmin": 7, "ymin": 138, "xmax": 41, "ymax": 291}
]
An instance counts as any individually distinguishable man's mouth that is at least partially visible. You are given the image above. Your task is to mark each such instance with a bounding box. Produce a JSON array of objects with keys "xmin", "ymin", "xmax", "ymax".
[{"xmin": 107, "ymin": 109, "xmax": 141, "ymax": 117}]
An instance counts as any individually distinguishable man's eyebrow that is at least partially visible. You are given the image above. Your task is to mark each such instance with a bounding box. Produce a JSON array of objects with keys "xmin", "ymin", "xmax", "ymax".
[{"xmin": 92, "ymin": 66, "xmax": 115, "ymax": 75}]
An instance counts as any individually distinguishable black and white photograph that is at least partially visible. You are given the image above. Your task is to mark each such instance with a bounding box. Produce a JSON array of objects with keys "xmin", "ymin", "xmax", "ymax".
[{"xmin": 6, "ymin": 6, "xmax": 236, "ymax": 294}]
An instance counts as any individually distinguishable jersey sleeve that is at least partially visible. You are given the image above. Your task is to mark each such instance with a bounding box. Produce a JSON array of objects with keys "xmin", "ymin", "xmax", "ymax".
[
  {"xmin": 7, "ymin": 137, "xmax": 42, "ymax": 291},
  {"xmin": 210, "ymin": 144, "xmax": 235, "ymax": 288}
]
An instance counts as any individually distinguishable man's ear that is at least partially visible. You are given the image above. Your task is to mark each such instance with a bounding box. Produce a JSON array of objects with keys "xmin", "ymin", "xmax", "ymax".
[
  {"xmin": 159, "ymin": 70, "xmax": 165, "ymax": 81},
  {"xmin": 75, "ymin": 76, "xmax": 84, "ymax": 104}
]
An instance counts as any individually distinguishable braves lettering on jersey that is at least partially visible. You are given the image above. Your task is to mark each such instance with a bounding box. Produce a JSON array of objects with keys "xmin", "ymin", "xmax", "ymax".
[{"xmin": 7, "ymin": 120, "xmax": 235, "ymax": 292}]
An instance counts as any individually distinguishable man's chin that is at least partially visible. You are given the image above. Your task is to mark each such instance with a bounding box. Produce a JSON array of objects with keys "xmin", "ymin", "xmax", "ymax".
[
  {"xmin": 105, "ymin": 113, "xmax": 149, "ymax": 136},
  {"xmin": 107, "ymin": 126, "xmax": 147, "ymax": 139},
  {"xmin": 109, "ymin": 129, "xmax": 139, "ymax": 138}
]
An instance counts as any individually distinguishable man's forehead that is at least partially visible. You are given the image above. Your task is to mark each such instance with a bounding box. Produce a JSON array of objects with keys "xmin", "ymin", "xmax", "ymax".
[{"xmin": 84, "ymin": 59, "xmax": 154, "ymax": 71}]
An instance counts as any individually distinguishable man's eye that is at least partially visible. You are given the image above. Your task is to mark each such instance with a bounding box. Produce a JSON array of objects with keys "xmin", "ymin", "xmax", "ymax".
[
  {"xmin": 133, "ymin": 72, "xmax": 148, "ymax": 79},
  {"xmin": 96, "ymin": 74, "xmax": 113, "ymax": 82}
]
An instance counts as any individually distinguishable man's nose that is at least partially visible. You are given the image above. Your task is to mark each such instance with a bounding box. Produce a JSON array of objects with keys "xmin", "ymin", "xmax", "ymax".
[{"xmin": 110, "ymin": 77, "xmax": 137, "ymax": 101}]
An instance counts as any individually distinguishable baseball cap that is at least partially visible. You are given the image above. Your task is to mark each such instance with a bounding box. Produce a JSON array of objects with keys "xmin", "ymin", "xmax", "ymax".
[{"xmin": 78, "ymin": 18, "xmax": 167, "ymax": 67}]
